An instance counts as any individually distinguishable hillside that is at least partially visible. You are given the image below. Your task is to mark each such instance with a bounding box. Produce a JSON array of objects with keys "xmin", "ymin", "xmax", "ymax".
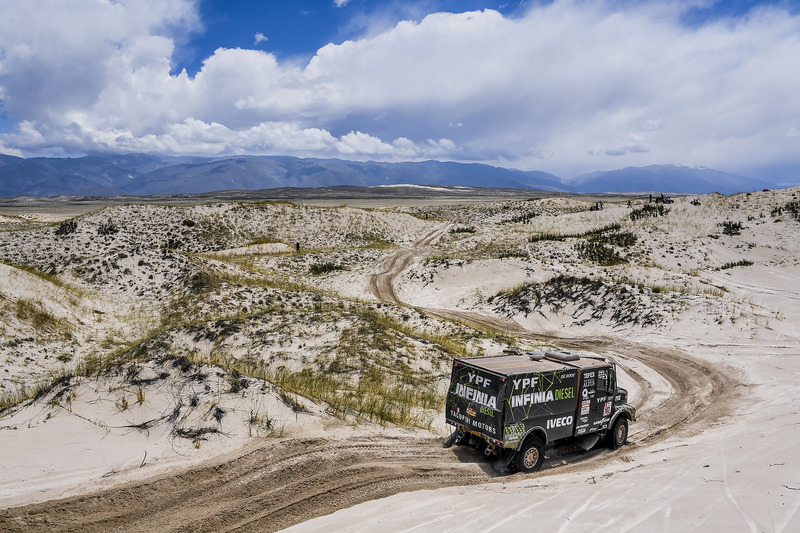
[{"xmin": 0, "ymin": 154, "xmax": 784, "ymax": 197}]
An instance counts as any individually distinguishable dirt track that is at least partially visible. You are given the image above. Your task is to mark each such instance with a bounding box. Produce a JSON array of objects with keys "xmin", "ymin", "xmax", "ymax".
[
  {"xmin": 0, "ymin": 224, "xmax": 742, "ymax": 532},
  {"xmin": 368, "ymin": 224, "xmax": 452, "ymax": 303}
]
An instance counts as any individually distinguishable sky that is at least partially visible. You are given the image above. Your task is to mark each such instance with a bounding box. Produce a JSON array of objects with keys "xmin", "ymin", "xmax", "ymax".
[{"xmin": 0, "ymin": 0, "xmax": 798, "ymax": 181}]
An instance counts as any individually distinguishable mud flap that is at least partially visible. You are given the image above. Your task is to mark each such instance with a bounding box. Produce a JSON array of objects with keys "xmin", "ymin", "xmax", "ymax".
[
  {"xmin": 443, "ymin": 428, "xmax": 463, "ymax": 448},
  {"xmin": 492, "ymin": 448, "xmax": 515, "ymax": 473},
  {"xmin": 574, "ymin": 433, "xmax": 600, "ymax": 451}
]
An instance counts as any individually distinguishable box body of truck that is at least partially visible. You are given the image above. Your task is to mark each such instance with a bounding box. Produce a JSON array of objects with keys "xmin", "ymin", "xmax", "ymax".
[{"xmin": 445, "ymin": 350, "xmax": 635, "ymax": 473}]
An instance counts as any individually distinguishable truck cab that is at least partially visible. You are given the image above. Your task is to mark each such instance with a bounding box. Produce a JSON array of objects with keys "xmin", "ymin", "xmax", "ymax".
[{"xmin": 444, "ymin": 349, "xmax": 635, "ymax": 473}]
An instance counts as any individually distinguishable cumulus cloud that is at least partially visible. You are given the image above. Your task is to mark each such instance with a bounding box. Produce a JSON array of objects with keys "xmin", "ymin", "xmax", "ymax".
[
  {"xmin": 1, "ymin": 0, "xmax": 799, "ymax": 179},
  {"xmin": 0, "ymin": 141, "xmax": 23, "ymax": 157},
  {"xmin": 254, "ymin": 32, "xmax": 268, "ymax": 45}
]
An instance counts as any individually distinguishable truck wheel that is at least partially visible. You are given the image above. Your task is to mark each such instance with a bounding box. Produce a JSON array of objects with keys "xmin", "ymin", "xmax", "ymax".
[
  {"xmin": 608, "ymin": 417, "xmax": 628, "ymax": 449},
  {"xmin": 515, "ymin": 436, "xmax": 545, "ymax": 473}
]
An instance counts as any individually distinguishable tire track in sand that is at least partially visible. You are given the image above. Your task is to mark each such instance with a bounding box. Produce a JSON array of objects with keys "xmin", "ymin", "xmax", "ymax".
[{"xmin": 368, "ymin": 223, "xmax": 451, "ymax": 303}]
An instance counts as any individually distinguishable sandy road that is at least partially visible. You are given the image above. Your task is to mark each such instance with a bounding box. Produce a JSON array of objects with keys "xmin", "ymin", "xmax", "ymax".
[
  {"xmin": 368, "ymin": 223, "xmax": 452, "ymax": 304},
  {"xmin": 0, "ymin": 438, "xmax": 499, "ymax": 533},
  {"xmin": 0, "ymin": 224, "xmax": 742, "ymax": 532}
]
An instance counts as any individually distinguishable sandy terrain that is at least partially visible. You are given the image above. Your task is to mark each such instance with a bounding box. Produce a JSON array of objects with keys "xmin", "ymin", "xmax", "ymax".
[{"xmin": 1, "ymin": 189, "xmax": 799, "ymax": 531}]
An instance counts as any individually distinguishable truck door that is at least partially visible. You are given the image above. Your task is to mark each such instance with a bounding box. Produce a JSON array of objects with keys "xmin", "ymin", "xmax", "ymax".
[
  {"xmin": 575, "ymin": 366, "xmax": 615, "ymax": 435},
  {"xmin": 445, "ymin": 361, "xmax": 505, "ymax": 442}
]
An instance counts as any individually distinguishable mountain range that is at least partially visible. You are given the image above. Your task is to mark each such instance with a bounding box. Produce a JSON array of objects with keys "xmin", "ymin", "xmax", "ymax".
[{"xmin": 0, "ymin": 153, "xmax": 784, "ymax": 198}]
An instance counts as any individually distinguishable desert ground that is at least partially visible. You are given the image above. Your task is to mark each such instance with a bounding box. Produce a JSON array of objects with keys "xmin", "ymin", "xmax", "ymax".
[{"xmin": 0, "ymin": 186, "xmax": 799, "ymax": 532}]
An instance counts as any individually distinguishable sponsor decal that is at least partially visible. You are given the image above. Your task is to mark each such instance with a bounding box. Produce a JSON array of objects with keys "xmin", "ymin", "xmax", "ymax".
[
  {"xmin": 579, "ymin": 416, "xmax": 589, "ymax": 424},
  {"xmin": 467, "ymin": 407, "xmax": 477, "ymax": 417},
  {"xmin": 576, "ymin": 427, "xmax": 587, "ymax": 435},
  {"xmin": 469, "ymin": 420, "xmax": 497, "ymax": 435},
  {"xmin": 554, "ymin": 387, "xmax": 575, "ymax": 401},
  {"xmin": 454, "ymin": 383, "xmax": 498, "ymax": 410},
  {"xmin": 603, "ymin": 401, "xmax": 612, "ymax": 417},
  {"xmin": 479, "ymin": 405, "xmax": 495, "ymax": 417},
  {"xmin": 449, "ymin": 409, "xmax": 497, "ymax": 436},
  {"xmin": 468, "ymin": 372, "xmax": 492, "ymax": 389},
  {"xmin": 505, "ymin": 422, "xmax": 526, "ymax": 440},
  {"xmin": 509, "ymin": 386, "xmax": 575, "ymax": 408},
  {"xmin": 510, "ymin": 390, "xmax": 553, "ymax": 407},
  {"xmin": 581, "ymin": 400, "xmax": 591, "ymax": 415},
  {"xmin": 546, "ymin": 415, "xmax": 574, "ymax": 430},
  {"xmin": 512, "ymin": 376, "xmax": 539, "ymax": 390}
]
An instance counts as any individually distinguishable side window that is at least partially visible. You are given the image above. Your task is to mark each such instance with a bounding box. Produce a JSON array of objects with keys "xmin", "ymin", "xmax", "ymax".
[{"xmin": 597, "ymin": 368, "xmax": 612, "ymax": 394}]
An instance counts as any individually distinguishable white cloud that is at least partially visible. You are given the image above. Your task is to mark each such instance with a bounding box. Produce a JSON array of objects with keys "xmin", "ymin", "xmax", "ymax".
[
  {"xmin": 0, "ymin": 141, "xmax": 23, "ymax": 157},
  {"xmin": 254, "ymin": 32, "xmax": 268, "ymax": 45},
  {"xmin": 333, "ymin": 0, "xmax": 350, "ymax": 7},
  {"xmin": 1, "ymin": 0, "xmax": 799, "ymax": 180}
]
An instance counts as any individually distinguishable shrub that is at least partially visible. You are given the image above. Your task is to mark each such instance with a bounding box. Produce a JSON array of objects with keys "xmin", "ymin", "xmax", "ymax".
[
  {"xmin": 529, "ymin": 233, "xmax": 566, "ymax": 242},
  {"xmin": 630, "ymin": 204, "xmax": 670, "ymax": 221},
  {"xmin": 309, "ymin": 262, "xmax": 344, "ymax": 275},
  {"xmin": 720, "ymin": 221, "xmax": 743, "ymax": 236},
  {"xmin": 449, "ymin": 226, "xmax": 476, "ymax": 234},
  {"xmin": 574, "ymin": 242, "xmax": 627, "ymax": 265},
  {"xmin": 503, "ymin": 211, "xmax": 538, "ymax": 224},
  {"xmin": 782, "ymin": 201, "xmax": 800, "ymax": 220},
  {"xmin": 720, "ymin": 260, "xmax": 753, "ymax": 270},
  {"xmin": 55, "ymin": 220, "xmax": 77, "ymax": 236},
  {"xmin": 585, "ymin": 225, "xmax": 637, "ymax": 247},
  {"xmin": 98, "ymin": 220, "xmax": 118, "ymax": 236}
]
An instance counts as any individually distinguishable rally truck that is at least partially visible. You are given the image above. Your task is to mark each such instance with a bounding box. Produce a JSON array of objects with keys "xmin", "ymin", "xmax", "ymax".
[{"xmin": 443, "ymin": 348, "xmax": 636, "ymax": 473}]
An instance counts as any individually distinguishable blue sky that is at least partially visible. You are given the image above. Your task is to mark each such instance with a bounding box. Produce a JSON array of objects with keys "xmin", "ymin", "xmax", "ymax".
[
  {"xmin": 0, "ymin": 0, "xmax": 798, "ymax": 182},
  {"xmin": 179, "ymin": 1, "xmax": 530, "ymax": 75}
]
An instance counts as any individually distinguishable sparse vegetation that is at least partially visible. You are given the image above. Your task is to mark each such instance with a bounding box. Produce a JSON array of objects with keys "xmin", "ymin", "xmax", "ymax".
[
  {"xmin": 97, "ymin": 220, "xmax": 119, "ymax": 236},
  {"xmin": 574, "ymin": 242, "xmax": 627, "ymax": 265},
  {"xmin": 55, "ymin": 220, "xmax": 77, "ymax": 236},
  {"xmin": 721, "ymin": 220, "xmax": 743, "ymax": 236},
  {"xmin": 772, "ymin": 201, "xmax": 800, "ymax": 220},
  {"xmin": 630, "ymin": 204, "xmax": 670, "ymax": 221},
  {"xmin": 309, "ymin": 262, "xmax": 345, "ymax": 275},
  {"xmin": 449, "ymin": 226, "xmax": 476, "ymax": 234},
  {"xmin": 503, "ymin": 210, "xmax": 538, "ymax": 224},
  {"xmin": 720, "ymin": 260, "xmax": 753, "ymax": 270}
]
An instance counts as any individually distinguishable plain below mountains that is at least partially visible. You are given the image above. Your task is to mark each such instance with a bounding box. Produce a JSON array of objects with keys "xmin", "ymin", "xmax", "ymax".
[{"xmin": 0, "ymin": 153, "xmax": 781, "ymax": 198}]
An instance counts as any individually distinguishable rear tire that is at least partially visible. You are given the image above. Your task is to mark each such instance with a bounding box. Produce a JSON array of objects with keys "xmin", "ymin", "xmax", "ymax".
[
  {"xmin": 515, "ymin": 436, "xmax": 545, "ymax": 473},
  {"xmin": 608, "ymin": 417, "xmax": 628, "ymax": 449}
]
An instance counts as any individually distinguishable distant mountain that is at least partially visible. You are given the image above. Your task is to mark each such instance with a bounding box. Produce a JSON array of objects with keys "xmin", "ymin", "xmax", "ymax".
[
  {"xmin": 127, "ymin": 157, "xmax": 566, "ymax": 195},
  {"xmin": 0, "ymin": 154, "xmax": 781, "ymax": 198},
  {"xmin": 0, "ymin": 155, "xmax": 566, "ymax": 197},
  {"xmin": 570, "ymin": 165, "xmax": 775, "ymax": 195},
  {"xmin": 0, "ymin": 154, "xmax": 183, "ymax": 197}
]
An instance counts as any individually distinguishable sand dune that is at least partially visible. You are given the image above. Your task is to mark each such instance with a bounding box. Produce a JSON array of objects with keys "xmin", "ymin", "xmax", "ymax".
[{"xmin": 1, "ymin": 188, "xmax": 799, "ymax": 531}]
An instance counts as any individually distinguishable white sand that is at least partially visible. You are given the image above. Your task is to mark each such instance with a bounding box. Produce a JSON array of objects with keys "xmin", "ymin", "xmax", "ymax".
[{"xmin": 2, "ymin": 190, "xmax": 800, "ymax": 531}]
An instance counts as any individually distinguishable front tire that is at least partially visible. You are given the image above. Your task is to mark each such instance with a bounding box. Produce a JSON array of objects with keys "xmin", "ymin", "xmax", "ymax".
[
  {"xmin": 515, "ymin": 436, "xmax": 545, "ymax": 473},
  {"xmin": 608, "ymin": 417, "xmax": 628, "ymax": 449}
]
